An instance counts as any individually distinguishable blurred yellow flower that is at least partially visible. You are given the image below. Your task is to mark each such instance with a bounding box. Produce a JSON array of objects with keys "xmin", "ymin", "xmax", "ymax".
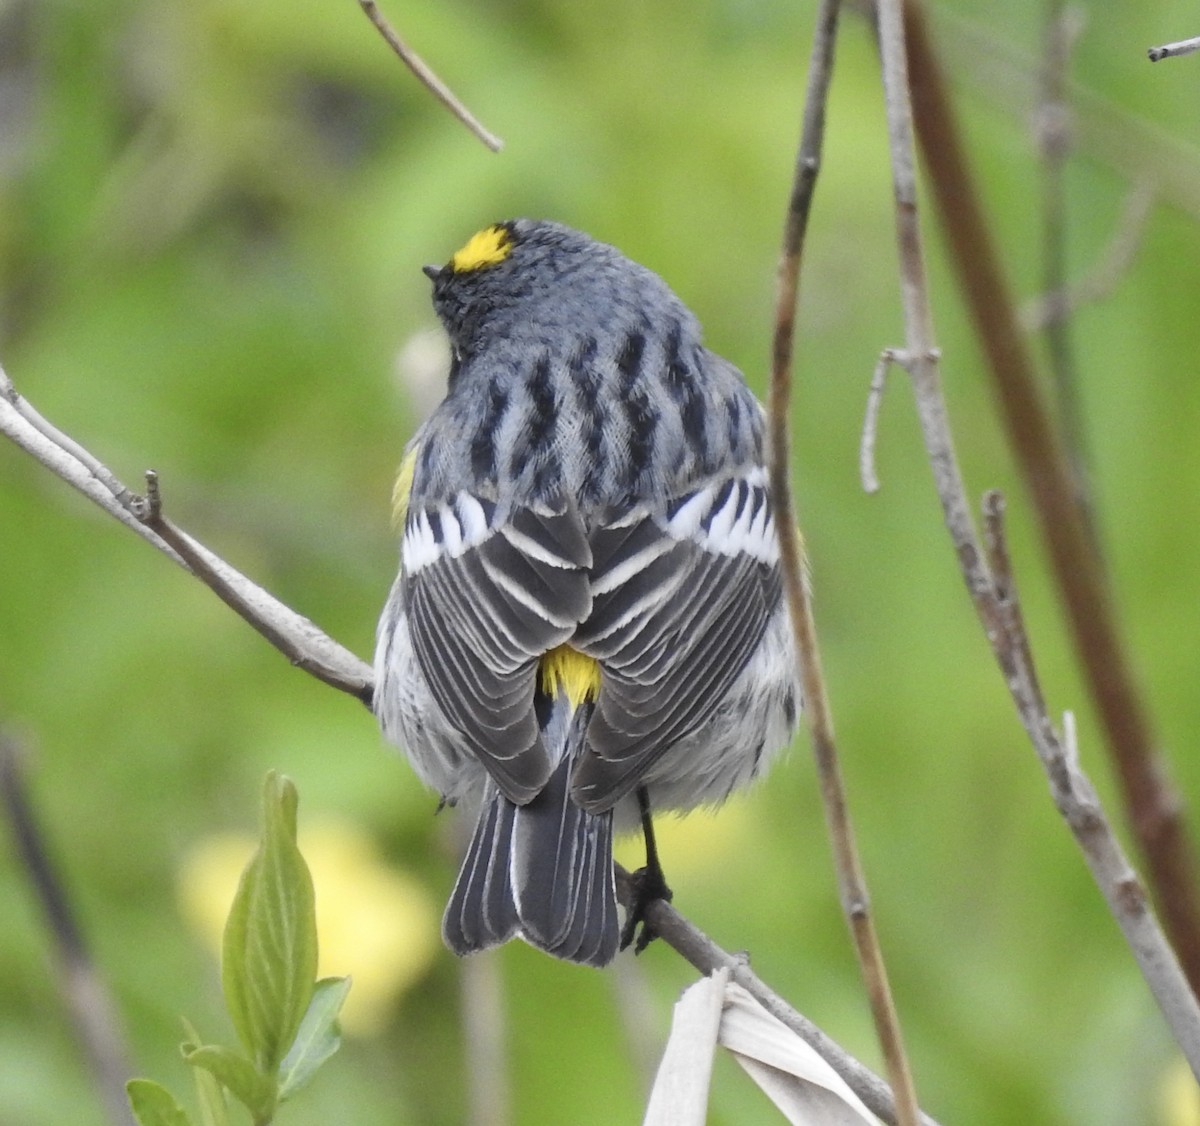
[
  {"xmin": 178, "ymin": 818, "xmax": 440, "ymax": 1036},
  {"xmin": 1160, "ymin": 1057, "xmax": 1200, "ymax": 1126},
  {"xmin": 613, "ymin": 794, "xmax": 756, "ymax": 879}
]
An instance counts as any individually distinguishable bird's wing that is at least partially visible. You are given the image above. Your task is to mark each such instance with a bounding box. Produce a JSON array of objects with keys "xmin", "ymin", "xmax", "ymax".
[
  {"xmin": 570, "ymin": 469, "xmax": 782, "ymax": 811},
  {"xmin": 403, "ymin": 490, "xmax": 592, "ymax": 804}
]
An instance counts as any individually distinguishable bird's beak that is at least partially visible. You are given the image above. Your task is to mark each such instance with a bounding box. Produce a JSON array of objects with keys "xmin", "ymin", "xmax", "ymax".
[{"xmin": 422, "ymin": 264, "xmax": 443, "ymax": 282}]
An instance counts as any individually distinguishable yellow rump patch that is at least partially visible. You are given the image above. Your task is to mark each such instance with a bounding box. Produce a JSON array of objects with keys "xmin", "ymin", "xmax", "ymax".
[
  {"xmin": 391, "ymin": 445, "xmax": 419, "ymax": 530},
  {"xmin": 539, "ymin": 645, "xmax": 601, "ymax": 710},
  {"xmin": 450, "ymin": 224, "xmax": 513, "ymax": 273}
]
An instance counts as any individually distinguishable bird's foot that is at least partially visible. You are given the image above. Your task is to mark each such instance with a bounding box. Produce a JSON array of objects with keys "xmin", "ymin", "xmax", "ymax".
[{"xmin": 619, "ymin": 863, "xmax": 673, "ymax": 954}]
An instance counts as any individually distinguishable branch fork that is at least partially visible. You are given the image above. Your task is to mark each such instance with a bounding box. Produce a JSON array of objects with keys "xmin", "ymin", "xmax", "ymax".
[{"xmin": 860, "ymin": 346, "xmax": 942, "ymax": 494}]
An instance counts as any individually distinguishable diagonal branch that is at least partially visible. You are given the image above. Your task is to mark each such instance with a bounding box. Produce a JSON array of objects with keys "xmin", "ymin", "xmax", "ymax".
[
  {"xmin": 979, "ymin": 495, "xmax": 1200, "ymax": 1075},
  {"xmin": 356, "ymin": 0, "xmax": 503, "ymax": 152},
  {"xmin": 0, "ymin": 366, "xmax": 373, "ymax": 703},
  {"xmin": 614, "ymin": 867, "xmax": 942, "ymax": 1126},
  {"xmin": 134, "ymin": 471, "xmax": 374, "ymax": 702}
]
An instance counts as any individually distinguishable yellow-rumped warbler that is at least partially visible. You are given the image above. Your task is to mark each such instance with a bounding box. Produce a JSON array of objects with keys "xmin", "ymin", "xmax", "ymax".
[{"xmin": 375, "ymin": 220, "xmax": 799, "ymax": 967}]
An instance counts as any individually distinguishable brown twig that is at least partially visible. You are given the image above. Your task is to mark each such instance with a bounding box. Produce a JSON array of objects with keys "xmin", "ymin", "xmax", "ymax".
[
  {"xmin": 356, "ymin": 0, "xmax": 503, "ymax": 152},
  {"xmin": 769, "ymin": 2, "xmax": 922, "ymax": 1123},
  {"xmin": 0, "ymin": 731, "xmax": 137, "ymax": 1126},
  {"xmin": 1148, "ymin": 36, "xmax": 1200, "ymax": 62},
  {"xmin": 902, "ymin": 0, "xmax": 1200, "ymax": 997},
  {"xmin": 613, "ymin": 867, "xmax": 943, "ymax": 1126}
]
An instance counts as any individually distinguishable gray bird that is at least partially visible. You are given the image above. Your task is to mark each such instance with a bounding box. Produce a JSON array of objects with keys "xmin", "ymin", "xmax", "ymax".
[{"xmin": 374, "ymin": 219, "xmax": 800, "ymax": 966}]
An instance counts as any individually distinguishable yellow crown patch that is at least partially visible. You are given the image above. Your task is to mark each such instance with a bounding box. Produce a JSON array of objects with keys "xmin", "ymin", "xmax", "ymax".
[{"xmin": 450, "ymin": 224, "xmax": 513, "ymax": 273}]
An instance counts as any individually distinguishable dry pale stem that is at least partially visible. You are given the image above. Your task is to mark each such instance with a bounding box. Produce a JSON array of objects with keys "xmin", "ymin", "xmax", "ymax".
[
  {"xmin": 356, "ymin": 0, "xmax": 503, "ymax": 151},
  {"xmin": 977, "ymin": 505, "xmax": 1200, "ymax": 1076},
  {"xmin": 1147, "ymin": 36, "xmax": 1200, "ymax": 62},
  {"xmin": 614, "ymin": 867, "xmax": 944, "ymax": 1126},
  {"xmin": 135, "ymin": 472, "xmax": 373, "ymax": 702},
  {"xmin": 0, "ymin": 366, "xmax": 373, "ymax": 700}
]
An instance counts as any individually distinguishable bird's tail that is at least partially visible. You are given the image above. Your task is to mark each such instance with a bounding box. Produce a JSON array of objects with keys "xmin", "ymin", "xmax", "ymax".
[{"xmin": 442, "ymin": 686, "xmax": 620, "ymax": 967}]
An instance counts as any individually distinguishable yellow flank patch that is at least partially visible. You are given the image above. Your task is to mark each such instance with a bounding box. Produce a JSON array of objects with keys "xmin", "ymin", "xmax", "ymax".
[
  {"xmin": 539, "ymin": 645, "xmax": 601, "ymax": 709},
  {"xmin": 450, "ymin": 224, "xmax": 513, "ymax": 273},
  {"xmin": 391, "ymin": 445, "xmax": 419, "ymax": 530}
]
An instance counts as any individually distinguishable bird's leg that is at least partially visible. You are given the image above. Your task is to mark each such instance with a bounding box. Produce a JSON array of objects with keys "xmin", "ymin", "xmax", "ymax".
[{"xmin": 619, "ymin": 787, "xmax": 673, "ymax": 954}]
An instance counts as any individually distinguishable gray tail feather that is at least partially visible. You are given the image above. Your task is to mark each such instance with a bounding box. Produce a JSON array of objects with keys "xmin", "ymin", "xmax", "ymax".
[
  {"xmin": 441, "ymin": 789, "xmax": 521, "ymax": 954},
  {"xmin": 442, "ymin": 757, "xmax": 619, "ymax": 967}
]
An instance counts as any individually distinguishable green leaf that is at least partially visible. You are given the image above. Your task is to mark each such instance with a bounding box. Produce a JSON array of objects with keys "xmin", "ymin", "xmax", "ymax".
[
  {"xmin": 184, "ymin": 1044, "xmax": 276, "ymax": 1124},
  {"xmin": 278, "ymin": 976, "xmax": 351, "ymax": 1101},
  {"xmin": 126, "ymin": 1079, "xmax": 193, "ymax": 1126},
  {"xmin": 222, "ymin": 772, "xmax": 318, "ymax": 1073},
  {"xmin": 179, "ymin": 1021, "xmax": 230, "ymax": 1126},
  {"xmin": 190, "ymin": 1070, "xmax": 229, "ymax": 1126}
]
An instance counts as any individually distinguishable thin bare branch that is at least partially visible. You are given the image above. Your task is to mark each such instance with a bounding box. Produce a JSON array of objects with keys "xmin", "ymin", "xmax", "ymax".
[
  {"xmin": 873, "ymin": 0, "xmax": 1000, "ymax": 624},
  {"xmin": 769, "ymin": 2, "xmax": 922, "ymax": 1122},
  {"xmin": 357, "ymin": 0, "xmax": 503, "ymax": 152},
  {"xmin": 0, "ymin": 367, "xmax": 373, "ymax": 702},
  {"xmin": 975, "ymin": 508, "xmax": 1200, "ymax": 1077},
  {"xmin": 0, "ymin": 731, "xmax": 137, "ymax": 1126},
  {"xmin": 859, "ymin": 350, "xmax": 895, "ymax": 494},
  {"xmin": 1148, "ymin": 36, "xmax": 1200, "ymax": 62},
  {"xmin": 902, "ymin": 0, "xmax": 1200, "ymax": 996},
  {"xmin": 980, "ymin": 491, "xmax": 1048, "ymax": 723},
  {"xmin": 135, "ymin": 471, "xmax": 373, "ymax": 702},
  {"xmin": 1, "ymin": 366, "xmax": 185, "ymax": 565},
  {"xmin": 860, "ymin": 348, "xmax": 940, "ymax": 495},
  {"xmin": 613, "ymin": 867, "xmax": 943, "ymax": 1126},
  {"xmin": 1, "ymin": 369, "xmax": 134, "ymax": 506}
]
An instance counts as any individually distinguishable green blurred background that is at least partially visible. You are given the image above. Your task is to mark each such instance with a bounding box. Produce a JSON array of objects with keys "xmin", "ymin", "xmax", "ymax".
[{"xmin": 2, "ymin": 0, "xmax": 1200, "ymax": 1122}]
